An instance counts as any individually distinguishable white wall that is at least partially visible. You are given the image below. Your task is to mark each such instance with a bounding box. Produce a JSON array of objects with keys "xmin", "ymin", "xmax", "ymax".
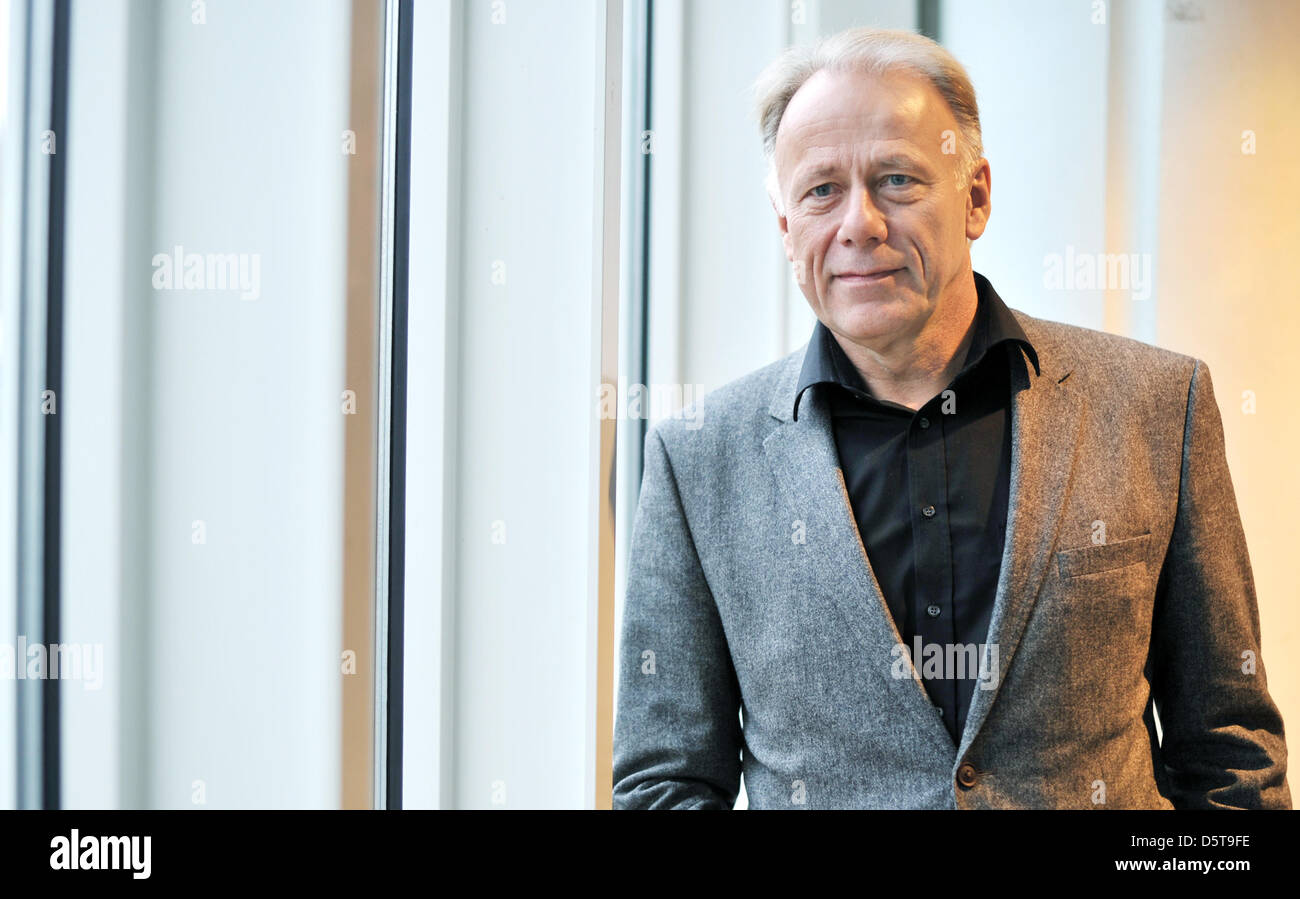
[
  {"xmin": 404, "ymin": 0, "xmax": 460, "ymax": 811},
  {"xmin": 943, "ymin": 0, "xmax": 1111, "ymax": 326},
  {"xmin": 1152, "ymin": 0, "xmax": 1300, "ymax": 801},
  {"xmin": 61, "ymin": 0, "xmax": 130, "ymax": 809},
  {"xmin": 405, "ymin": 0, "xmax": 615, "ymax": 809},
  {"xmin": 674, "ymin": 0, "xmax": 790, "ymax": 391}
]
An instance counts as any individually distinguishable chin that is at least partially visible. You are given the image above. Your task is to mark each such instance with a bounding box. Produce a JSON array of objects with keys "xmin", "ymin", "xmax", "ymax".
[{"xmin": 828, "ymin": 296, "xmax": 913, "ymax": 336}]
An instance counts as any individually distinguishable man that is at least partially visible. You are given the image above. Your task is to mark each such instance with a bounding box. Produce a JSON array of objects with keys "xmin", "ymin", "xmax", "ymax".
[{"xmin": 612, "ymin": 27, "xmax": 1289, "ymax": 809}]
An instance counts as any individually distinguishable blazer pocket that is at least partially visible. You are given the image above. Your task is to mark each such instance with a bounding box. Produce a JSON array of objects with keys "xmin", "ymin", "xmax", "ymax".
[{"xmin": 1055, "ymin": 532, "xmax": 1151, "ymax": 580}]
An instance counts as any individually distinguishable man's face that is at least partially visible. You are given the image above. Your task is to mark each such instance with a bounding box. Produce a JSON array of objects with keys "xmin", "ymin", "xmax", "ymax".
[{"xmin": 773, "ymin": 67, "xmax": 990, "ymax": 350}]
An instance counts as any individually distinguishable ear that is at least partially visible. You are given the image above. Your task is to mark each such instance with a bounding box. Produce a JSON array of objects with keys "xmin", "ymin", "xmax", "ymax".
[
  {"xmin": 765, "ymin": 166, "xmax": 795, "ymax": 260},
  {"xmin": 964, "ymin": 158, "xmax": 991, "ymax": 241},
  {"xmin": 771, "ymin": 196, "xmax": 794, "ymax": 261}
]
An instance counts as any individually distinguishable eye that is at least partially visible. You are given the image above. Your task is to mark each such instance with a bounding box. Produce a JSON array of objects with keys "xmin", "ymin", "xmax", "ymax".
[
  {"xmin": 883, "ymin": 174, "xmax": 915, "ymax": 188},
  {"xmin": 809, "ymin": 183, "xmax": 834, "ymax": 199}
]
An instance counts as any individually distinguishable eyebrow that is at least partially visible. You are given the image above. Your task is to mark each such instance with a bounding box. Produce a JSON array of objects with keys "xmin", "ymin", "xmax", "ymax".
[{"xmin": 793, "ymin": 153, "xmax": 931, "ymax": 186}]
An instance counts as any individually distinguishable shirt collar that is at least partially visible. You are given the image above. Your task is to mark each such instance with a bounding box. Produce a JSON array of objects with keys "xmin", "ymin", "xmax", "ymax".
[{"xmin": 791, "ymin": 270, "xmax": 1040, "ymax": 421}]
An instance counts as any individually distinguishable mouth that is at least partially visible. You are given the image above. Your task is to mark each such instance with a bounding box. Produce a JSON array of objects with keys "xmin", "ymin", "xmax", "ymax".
[{"xmin": 834, "ymin": 268, "xmax": 901, "ymax": 284}]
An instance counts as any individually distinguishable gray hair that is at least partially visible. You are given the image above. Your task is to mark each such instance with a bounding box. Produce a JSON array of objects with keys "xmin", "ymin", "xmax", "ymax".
[{"xmin": 752, "ymin": 27, "xmax": 983, "ymax": 215}]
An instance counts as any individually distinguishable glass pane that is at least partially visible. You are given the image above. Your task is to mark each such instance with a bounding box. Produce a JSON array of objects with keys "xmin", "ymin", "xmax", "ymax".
[{"xmin": 0, "ymin": 0, "xmax": 391, "ymax": 809}]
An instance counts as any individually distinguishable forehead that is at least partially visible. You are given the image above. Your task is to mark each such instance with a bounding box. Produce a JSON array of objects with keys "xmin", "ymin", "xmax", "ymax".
[{"xmin": 774, "ymin": 67, "xmax": 952, "ymax": 168}]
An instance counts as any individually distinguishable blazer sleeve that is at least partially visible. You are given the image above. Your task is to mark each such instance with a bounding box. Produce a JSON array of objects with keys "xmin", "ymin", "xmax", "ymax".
[
  {"xmin": 1149, "ymin": 359, "xmax": 1291, "ymax": 809},
  {"xmin": 612, "ymin": 423, "xmax": 743, "ymax": 809}
]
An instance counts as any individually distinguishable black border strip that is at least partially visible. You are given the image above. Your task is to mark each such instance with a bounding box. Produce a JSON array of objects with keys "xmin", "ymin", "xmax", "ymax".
[
  {"xmin": 386, "ymin": 0, "xmax": 413, "ymax": 810},
  {"xmin": 41, "ymin": 0, "xmax": 70, "ymax": 812}
]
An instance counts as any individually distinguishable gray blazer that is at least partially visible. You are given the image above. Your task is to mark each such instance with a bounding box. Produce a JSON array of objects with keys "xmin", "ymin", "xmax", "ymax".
[{"xmin": 612, "ymin": 308, "xmax": 1290, "ymax": 809}]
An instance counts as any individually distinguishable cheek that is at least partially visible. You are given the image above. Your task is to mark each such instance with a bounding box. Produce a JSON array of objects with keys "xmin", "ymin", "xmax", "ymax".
[
  {"xmin": 789, "ymin": 210, "xmax": 825, "ymax": 239},
  {"xmin": 921, "ymin": 197, "xmax": 964, "ymax": 243},
  {"xmin": 892, "ymin": 205, "xmax": 945, "ymax": 259},
  {"xmin": 787, "ymin": 221, "xmax": 826, "ymax": 294},
  {"xmin": 790, "ymin": 218, "xmax": 833, "ymax": 262}
]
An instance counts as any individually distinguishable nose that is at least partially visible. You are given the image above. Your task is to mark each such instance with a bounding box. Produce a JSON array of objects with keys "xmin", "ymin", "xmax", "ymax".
[{"xmin": 837, "ymin": 185, "xmax": 888, "ymax": 246}]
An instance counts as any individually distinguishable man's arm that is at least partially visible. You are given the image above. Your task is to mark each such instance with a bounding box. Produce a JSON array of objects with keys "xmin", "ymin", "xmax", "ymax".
[
  {"xmin": 612, "ymin": 423, "xmax": 743, "ymax": 809},
  {"xmin": 1150, "ymin": 359, "xmax": 1291, "ymax": 808}
]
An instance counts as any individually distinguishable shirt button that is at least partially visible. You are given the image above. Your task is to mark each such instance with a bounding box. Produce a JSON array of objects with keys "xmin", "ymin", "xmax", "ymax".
[
  {"xmin": 918, "ymin": 416, "xmax": 930, "ymax": 428},
  {"xmin": 922, "ymin": 505, "xmax": 936, "ymax": 518},
  {"xmin": 956, "ymin": 763, "xmax": 978, "ymax": 789},
  {"xmin": 926, "ymin": 604, "xmax": 941, "ymax": 618}
]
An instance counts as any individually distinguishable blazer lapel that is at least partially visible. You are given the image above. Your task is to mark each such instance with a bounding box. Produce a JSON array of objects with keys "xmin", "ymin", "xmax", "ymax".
[
  {"xmin": 763, "ymin": 346, "xmax": 955, "ymax": 750},
  {"xmin": 956, "ymin": 313, "xmax": 1083, "ymax": 758}
]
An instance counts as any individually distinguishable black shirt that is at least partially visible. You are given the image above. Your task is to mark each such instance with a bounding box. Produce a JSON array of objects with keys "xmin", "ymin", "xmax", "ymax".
[{"xmin": 791, "ymin": 271, "xmax": 1039, "ymax": 744}]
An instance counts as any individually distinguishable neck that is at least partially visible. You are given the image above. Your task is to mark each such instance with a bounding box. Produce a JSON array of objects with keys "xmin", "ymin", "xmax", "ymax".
[{"xmin": 832, "ymin": 270, "xmax": 979, "ymax": 411}]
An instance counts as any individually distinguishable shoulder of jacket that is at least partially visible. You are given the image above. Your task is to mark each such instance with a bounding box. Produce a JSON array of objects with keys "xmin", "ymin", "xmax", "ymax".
[
  {"xmin": 1012, "ymin": 308, "xmax": 1202, "ymax": 391},
  {"xmin": 647, "ymin": 348, "xmax": 799, "ymax": 449}
]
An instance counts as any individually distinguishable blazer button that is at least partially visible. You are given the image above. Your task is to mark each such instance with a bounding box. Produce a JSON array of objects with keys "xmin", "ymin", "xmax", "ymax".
[{"xmin": 956, "ymin": 763, "xmax": 978, "ymax": 789}]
